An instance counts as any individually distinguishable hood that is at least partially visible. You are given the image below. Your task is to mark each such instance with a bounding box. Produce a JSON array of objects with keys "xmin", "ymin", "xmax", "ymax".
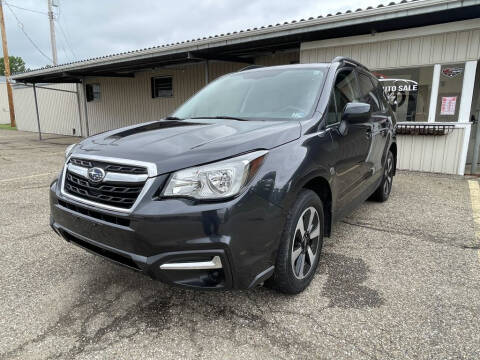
[{"xmin": 73, "ymin": 119, "xmax": 301, "ymax": 175}]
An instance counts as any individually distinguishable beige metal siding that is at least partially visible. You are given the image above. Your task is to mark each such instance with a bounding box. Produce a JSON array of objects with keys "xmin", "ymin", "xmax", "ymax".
[
  {"xmin": 85, "ymin": 64, "xmax": 206, "ymax": 135},
  {"xmin": 0, "ymin": 82, "xmax": 9, "ymax": 124},
  {"xmin": 300, "ymin": 19, "xmax": 480, "ymax": 69},
  {"xmin": 83, "ymin": 55, "xmax": 296, "ymax": 135},
  {"xmin": 397, "ymin": 129, "xmax": 465, "ymax": 174},
  {"xmin": 255, "ymin": 51, "xmax": 299, "ymax": 66},
  {"xmin": 13, "ymin": 83, "xmax": 80, "ymax": 136},
  {"xmin": 208, "ymin": 61, "xmax": 248, "ymax": 81}
]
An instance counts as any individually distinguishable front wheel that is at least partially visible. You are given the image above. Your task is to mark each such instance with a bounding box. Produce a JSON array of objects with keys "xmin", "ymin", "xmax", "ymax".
[
  {"xmin": 371, "ymin": 150, "xmax": 394, "ymax": 202},
  {"xmin": 266, "ymin": 189, "xmax": 324, "ymax": 294}
]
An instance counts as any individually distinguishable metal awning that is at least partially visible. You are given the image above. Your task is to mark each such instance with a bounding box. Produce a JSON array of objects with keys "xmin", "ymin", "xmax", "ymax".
[{"xmin": 11, "ymin": 0, "xmax": 480, "ymax": 83}]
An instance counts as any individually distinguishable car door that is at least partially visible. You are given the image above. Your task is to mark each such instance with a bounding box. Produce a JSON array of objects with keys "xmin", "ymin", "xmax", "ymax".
[
  {"xmin": 325, "ymin": 68, "xmax": 372, "ymax": 212},
  {"xmin": 357, "ymin": 70, "xmax": 390, "ymax": 184}
]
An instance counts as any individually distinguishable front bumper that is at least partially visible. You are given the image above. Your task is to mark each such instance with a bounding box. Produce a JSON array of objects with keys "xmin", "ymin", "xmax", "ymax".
[{"xmin": 50, "ymin": 175, "xmax": 284, "ymax": 289}]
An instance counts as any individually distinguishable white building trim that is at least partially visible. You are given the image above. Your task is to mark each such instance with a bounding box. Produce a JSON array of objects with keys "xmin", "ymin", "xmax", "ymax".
[
  {"xmin": 428, "ymin": 64, "xmax": 442, "ymax": 123},
  {"xmin": 457, "ymin": 60, "xmax": 478, "ymax": 175}
]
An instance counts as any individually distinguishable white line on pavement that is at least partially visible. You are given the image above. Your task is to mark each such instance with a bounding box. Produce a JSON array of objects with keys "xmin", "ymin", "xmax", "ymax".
[
  {"xmin": 468, "ymin": 180, "xmax": 480, "ymax": 264},
  {"xmin": 0, "ymin": 172, "xmax": 57, "ymax": 183}
]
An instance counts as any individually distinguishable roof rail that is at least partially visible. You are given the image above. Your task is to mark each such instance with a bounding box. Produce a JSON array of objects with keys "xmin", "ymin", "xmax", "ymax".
[
  {"xmin": 238, "ymin": 65, "xmax": 264, "ymax": 72},
  {"xmin": 331, "ymin": 56, "xmax": 369, "ymax": 71}
]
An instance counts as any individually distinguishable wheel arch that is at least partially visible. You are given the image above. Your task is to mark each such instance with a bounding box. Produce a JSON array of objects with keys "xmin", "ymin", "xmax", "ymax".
[
  {"xmin": 301, "ymin": 176, "xmax": 333, "ymax": 237},
  {"xmin": 389, "ymin": 142, "xmax": 397, "ymax": 175}
]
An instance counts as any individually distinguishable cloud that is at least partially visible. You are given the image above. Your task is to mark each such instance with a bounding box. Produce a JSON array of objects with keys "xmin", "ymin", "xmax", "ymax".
[{"xmin": 3, "ymin": 0, "xmax": 384, "ymax": 69}]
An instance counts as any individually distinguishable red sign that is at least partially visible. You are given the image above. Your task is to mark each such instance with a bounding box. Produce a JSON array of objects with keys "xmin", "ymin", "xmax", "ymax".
[{"xmin": 440, "ymin": 97, "xmax": 457, "ymax": 115}]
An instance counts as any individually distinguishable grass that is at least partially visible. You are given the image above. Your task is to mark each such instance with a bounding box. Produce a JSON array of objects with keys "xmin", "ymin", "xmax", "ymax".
[{"xmin": 0, "ymin": 124, "xmax": 16, "ymax": 130}]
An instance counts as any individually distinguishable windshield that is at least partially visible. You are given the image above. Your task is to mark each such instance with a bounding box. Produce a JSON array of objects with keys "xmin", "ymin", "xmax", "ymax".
[{"xmin": 173, "ymin": 67, "xmax": 327, "ymax": 121}]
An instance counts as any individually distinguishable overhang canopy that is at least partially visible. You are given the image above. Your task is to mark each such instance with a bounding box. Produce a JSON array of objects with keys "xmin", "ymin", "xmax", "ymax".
[{"xmin": 12, "ymin": 0, "xmax": 480, "ymax": 83}]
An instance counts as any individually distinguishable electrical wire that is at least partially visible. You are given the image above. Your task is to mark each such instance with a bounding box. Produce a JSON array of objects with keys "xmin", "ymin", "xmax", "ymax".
[
  {"xmin": 55, "ymin": 23, "xmax": 74, "ymax": 62},
  {"xmin": 4, "ymin": 3, "xmax": 53, "ymax": 64},
  {"xmin": 55, "ymin": 20, "xmax": 77, "ymax": 59},
  {"xmin": 3, "ymin": 2, "xmax": 48, "ymax": 16}
]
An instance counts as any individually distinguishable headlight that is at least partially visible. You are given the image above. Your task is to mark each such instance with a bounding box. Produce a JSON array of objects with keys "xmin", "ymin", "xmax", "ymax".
[
  {"xmin": 65, "ymin": 143, "xmax": 77, "ymax": 159},
  {"xmin": 162, "ymin": 150, "xmax": 268, "ymax": 200}
]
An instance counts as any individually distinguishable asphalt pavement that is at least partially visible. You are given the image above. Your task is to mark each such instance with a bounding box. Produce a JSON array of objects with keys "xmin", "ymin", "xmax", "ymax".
[{"xmin": 1, "ymin": 129, "xmax": 479, "ymax": 360}]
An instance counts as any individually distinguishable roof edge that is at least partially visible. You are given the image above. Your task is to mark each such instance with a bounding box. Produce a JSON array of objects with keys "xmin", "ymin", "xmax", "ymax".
[{"xmin": 12, "ymin": 0, "xmax": 479, "ymax": 81}]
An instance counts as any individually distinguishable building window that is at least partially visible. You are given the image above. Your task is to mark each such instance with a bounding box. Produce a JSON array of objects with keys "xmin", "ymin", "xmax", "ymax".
[
  {"xmin": 151, "ymin": 76, "xmax": 173, "ymax": 98},
  {"xmin": 374, "ymin": 66, "xmax": 433, "ymax": 122},
  {"xmin": 86, "ymin": 83, "xmax": 101, "ymax": 102},
  {"xmin": 435, "ymin": 64, "xmax": 465, "ymax": 122}
]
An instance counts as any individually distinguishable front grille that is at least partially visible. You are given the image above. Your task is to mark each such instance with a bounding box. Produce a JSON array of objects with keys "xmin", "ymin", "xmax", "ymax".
[
  {"xmin": 64, "ymin": 158, "xmax": 148, "ymax": 210},
  {"xmin": 70, "ymin": 157, "xmax": 147, "ymax": 175}
]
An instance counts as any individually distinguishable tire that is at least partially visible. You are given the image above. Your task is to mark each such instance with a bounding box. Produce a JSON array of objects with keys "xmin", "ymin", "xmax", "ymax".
[
  {"xmin": 370, "ymin": 150, "xmax": 394, "ymax": 202},
  {"xmin": 266, "ymin": 189, "xmax": 324, "ymax": 294}
]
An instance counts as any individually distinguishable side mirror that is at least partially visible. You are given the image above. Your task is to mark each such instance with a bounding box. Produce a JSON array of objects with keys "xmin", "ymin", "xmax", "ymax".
[{"xmin": 342, "ymin": 102, "xmax": 371, "ymax": 124}]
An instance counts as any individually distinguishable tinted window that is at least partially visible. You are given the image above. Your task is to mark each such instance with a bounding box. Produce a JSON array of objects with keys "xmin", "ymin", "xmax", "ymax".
[
  {"xmin": 327, "ymin": 69, "xmax": 359, "ymax": 125},
  {"xmin": 358, "ymin": 72, "xmax": 380, "ymax": 112},
  {"xmin": 152, "ymin": 76, "xmax": 173, "ymax": 98},
  {"xmin": 173, "ymin": 68, "xmax": 327, "ymax": 121},
  {"xmin": 326, "ymin": 92, "xmax": 338, "ymax": 126},
  {"xmin": 86, "ymin": 84, "xmax": 100, "ymax": 102}
]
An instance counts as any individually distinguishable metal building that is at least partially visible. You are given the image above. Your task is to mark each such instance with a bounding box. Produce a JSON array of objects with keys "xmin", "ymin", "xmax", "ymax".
[
  {"xmin": 0, "ymin": 77, "xmax": 10, "ymax": 124},
  {"xmin": 10, "ymin": 0, "xmax": 480, "ymax": 175}
]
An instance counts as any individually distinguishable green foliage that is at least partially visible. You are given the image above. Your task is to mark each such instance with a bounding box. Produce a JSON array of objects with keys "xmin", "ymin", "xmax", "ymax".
[
  {"xmin": 0, "ymin": 56, "xmax": 27, "ymax": 75},
  {"xmin": 0, "ymin": 124, "xmax": 17, "ymax": 130}
]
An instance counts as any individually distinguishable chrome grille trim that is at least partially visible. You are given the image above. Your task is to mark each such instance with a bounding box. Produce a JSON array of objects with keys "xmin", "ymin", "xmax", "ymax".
[
  {"xmin": 60, "ymin": 154, "xmax": 158, "ymax": 213},
  {"xmin": 67, "ymin": 163, "xmax": 148, "ymax": 183}
]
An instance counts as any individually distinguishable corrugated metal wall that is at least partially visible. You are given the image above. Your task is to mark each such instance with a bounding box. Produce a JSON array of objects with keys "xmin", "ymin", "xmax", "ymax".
[
  {"xmin": 13, "ymin": 83, "xmax": 80, "ymax": 136},
  {"xmin": 255, "ymin": 51, "xmax": 299, "ymax": 66},
  {"xmin": 300, "ymin": 19, "xmax": 480, "ymax": 69},
  {"xmin": 10, "ymin": 52, "xmax": 300, "ymax": 136},
  {"xmin": 83, "ymin": 54, "xmax": 298, "ymax": 135},
  {"xmin": 397, "ymin": 129, "xmax": 465, "ymax": 174},
  {"xmin": 0, "ymin": 82, "xmax": 9, "ymax": 124},
  {"xmin": 85, "ymin": 63, "xmax": 205, "ymax": 135}
]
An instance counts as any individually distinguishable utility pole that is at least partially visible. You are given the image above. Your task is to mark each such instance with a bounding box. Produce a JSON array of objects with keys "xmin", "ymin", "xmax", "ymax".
[
  {"xmin": 0, "ymin": 0, "xmax": 16, "ymax": 127},
  {"xmin": 47, "ymin": 0, "xmax": 57, "ymax": 65}
]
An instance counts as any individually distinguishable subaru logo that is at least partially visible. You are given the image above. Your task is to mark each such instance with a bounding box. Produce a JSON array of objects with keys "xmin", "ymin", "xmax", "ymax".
[{"xmin": 87, "ymin": 167, "xmax": 105, "ymax": 183}]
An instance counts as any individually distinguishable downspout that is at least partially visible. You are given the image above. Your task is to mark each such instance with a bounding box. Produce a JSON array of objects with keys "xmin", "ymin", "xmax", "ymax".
[
  {"xmin": 75, "ymin": 83, "xmax": 83, "ymax": 137},
  {"xmin": 205, "ymin": 60, "xmax": 209, "ymax": 85},
  {"xmin": 82, "ymin": 77, "xmax": 90, "ymax": 137}
]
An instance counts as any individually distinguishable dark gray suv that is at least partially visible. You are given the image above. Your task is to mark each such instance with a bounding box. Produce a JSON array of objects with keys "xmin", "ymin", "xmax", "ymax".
[{"xmin": 50, "ymin": 57, "xmax": 396, "ymax": 294}]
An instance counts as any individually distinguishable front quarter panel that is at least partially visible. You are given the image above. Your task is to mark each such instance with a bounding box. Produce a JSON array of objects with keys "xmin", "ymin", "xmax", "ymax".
[{"xmin": 251, "ymin": 128, "xmax": 333, "ymax": 212}]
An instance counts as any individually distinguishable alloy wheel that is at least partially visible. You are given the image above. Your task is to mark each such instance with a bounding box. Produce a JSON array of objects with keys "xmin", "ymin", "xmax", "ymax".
[
  {"xmin": 383, "ymin": 156, "xmax": 393, "ymax": 196},
  {"xmin": 291, "ymin": 206, "xmax": 320, "ymax": 279}
]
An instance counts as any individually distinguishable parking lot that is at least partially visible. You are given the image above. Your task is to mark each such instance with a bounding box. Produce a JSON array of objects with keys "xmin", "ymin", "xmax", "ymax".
[{"xmin": 1, "ymin": 129, "xmax": 479, "ymax": 360}]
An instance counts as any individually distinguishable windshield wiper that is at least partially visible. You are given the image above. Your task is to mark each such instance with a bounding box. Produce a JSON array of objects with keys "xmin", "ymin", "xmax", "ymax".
[
  {"xmin": 191, "ymin": 116, "xmax": 249, "ymax": 121},
  {"xmin": 164, "ymin": 116, "xmax": 183, "ymax": 120}
]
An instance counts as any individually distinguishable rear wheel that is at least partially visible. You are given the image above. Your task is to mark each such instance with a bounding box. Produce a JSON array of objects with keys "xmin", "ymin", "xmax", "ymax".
[
  {"xmin": 371, "ymin": 150, "xmax": 394, "ymax": 202},
  {"xmin": 266, "ymin": 190, "xmax": 324, "ymax": 294}
]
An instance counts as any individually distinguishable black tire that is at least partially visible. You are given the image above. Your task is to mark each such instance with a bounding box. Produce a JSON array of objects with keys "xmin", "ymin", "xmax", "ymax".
[
  {"xmin": 370, "ymin": 150, "xmax": 394, "ymax": 202},
  {"xmin": 266, "ymin": 189, "xmax": 324, "ymax": 294}
]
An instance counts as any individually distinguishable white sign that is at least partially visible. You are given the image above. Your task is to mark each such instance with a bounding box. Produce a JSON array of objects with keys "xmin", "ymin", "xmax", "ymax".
[{"xmin": 440, "ymin": 96, "xmax": 457, "ymax": 115}]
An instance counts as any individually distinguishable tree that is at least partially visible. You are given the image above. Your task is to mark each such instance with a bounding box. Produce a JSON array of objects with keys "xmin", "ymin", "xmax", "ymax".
[{"xmin": 0, "ymin": 56, "xmax": 27, "ymax": 75}]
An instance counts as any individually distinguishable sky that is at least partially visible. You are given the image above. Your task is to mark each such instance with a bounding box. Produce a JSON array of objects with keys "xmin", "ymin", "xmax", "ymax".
[{"xmin": 2, "ymin": 0, "xmax": 385, "ymax": 70}]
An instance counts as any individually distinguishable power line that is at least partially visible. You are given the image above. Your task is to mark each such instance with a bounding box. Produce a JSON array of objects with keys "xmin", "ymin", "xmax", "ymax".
[
  {"xmin": 55, "ymin": 23, "xmax": 73, "ymax": 62},
  {"xmin": 4, "ymin": 3, "xmax": 53, "ymax": 64},
  {"xmin": 55, "ymin": 19, "xmax": 76, "ymax": 59},
  {"xmin": 3, "ymin": 2, "xmax": 48, "ymax": 16}
]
